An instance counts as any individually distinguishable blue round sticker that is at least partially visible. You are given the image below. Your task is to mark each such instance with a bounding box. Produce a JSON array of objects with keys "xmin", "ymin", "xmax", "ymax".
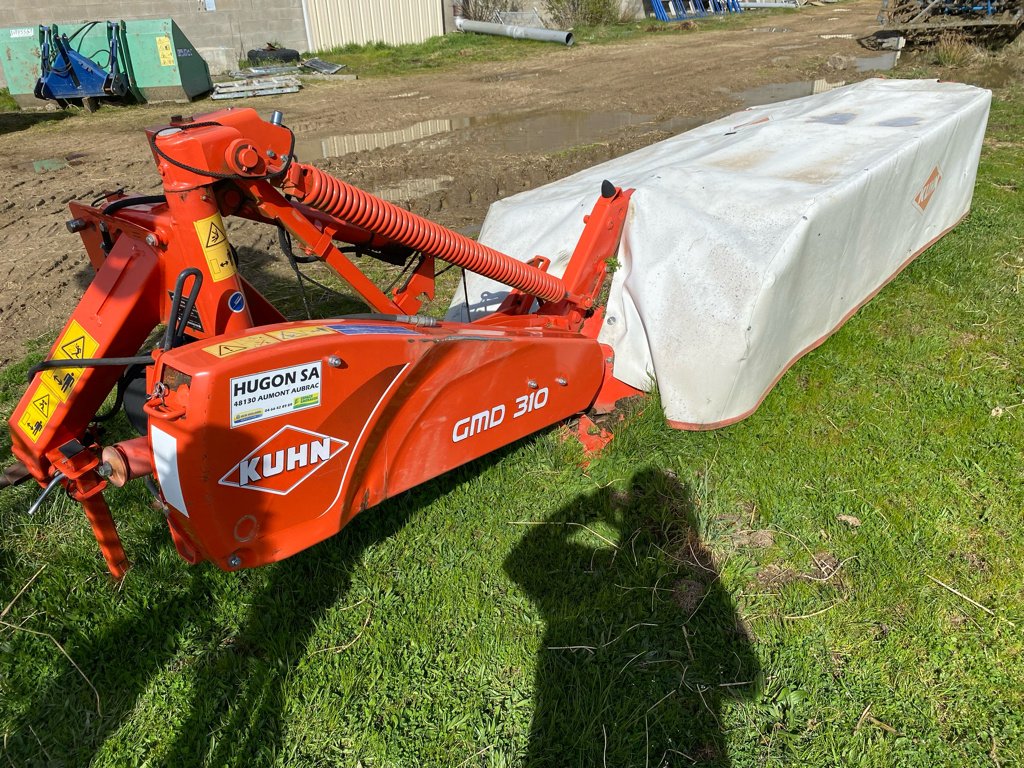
[{"xmin": 228, "ymin": 291, "xmax": 246, "ymax": 313}]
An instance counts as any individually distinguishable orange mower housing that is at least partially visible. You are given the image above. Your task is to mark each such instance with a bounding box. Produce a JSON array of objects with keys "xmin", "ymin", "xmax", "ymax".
[{"xmin": 5, "ymin": 107, "xmax": 639, "ymax": 576}]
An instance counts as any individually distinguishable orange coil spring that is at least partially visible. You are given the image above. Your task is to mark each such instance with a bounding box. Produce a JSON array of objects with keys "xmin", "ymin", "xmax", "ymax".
[{"xmin": 292, "ymin": 163, "xmax": 568, "ymax": 303}]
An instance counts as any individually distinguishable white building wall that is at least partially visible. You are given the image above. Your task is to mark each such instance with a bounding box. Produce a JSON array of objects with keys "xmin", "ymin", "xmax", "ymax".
[{"xmin": 305, "ymin": 0, "xmax": 445, "ymax": 50}]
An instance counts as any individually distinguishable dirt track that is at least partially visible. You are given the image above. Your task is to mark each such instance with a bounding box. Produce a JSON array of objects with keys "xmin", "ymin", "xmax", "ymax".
[{"xmin": 0, "ymin": 0, "xmax": 915, "ymax": 364}]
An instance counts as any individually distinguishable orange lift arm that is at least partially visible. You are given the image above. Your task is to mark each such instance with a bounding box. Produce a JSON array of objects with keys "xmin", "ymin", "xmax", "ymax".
[{"xmin": 5, "ymin": 107, "xmax": 639, "ymax": 576}]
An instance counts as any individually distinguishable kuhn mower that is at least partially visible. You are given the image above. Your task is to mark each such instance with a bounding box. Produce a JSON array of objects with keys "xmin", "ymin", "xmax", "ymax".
[
  {"xmin": 3, "ymin": 107, "xmax": 637, "ymax": 577},
  {"xmin": 3, "ymin": 79, "xmax": 991, "ymax": 577}
]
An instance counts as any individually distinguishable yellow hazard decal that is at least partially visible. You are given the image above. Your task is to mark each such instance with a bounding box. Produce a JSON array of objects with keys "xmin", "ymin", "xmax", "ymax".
[
  {"xmin": 16, "ymin": 383, "xmax": 58, "ymax": 442},
  {"xmin": 17, "ymin": 409, "xmax": 45, "ymax": 443},
  {"xmin": 156, "ymin": 36, "xmax": 175, "ymax": 67},
  {"xmin": 264, "ymin": 326, "xmax": 333, "ymax": 342},
  {"xmin": 203, "ymin": 333, "xmax": 280, "ymax": 358},
  {"xmin": 203, "ymin": 327, "xmax": 334, "ymax": 358},
  {"xmin": 39, "ymin": 320, "xmax": 100, "ymax": 404},
  {"xmin": 194, "ymin": 213, "xmax": 236, "ymax": 283}
]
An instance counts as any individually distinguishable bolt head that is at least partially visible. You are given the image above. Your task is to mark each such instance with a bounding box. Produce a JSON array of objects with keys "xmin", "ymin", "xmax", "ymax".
[
  {"xmin": 327, "ymin": 355, "xmax": 343, "ymax": 368},
  {"xmin": 145, "ymin": 233, "xmax": 160, "ymax": 247},
  {"xmin": 527, "ymin": 380, "xmax": 539, "ymax": 389},
  {"xmin": 227, "ymin": 554, "xmax": 242, "ymax": 568}
]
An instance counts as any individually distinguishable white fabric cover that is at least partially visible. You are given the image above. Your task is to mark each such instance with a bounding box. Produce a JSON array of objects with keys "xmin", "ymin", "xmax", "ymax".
[{"xmin": 448, "ymin": 79, "xmax": 991, "ymax": 428}]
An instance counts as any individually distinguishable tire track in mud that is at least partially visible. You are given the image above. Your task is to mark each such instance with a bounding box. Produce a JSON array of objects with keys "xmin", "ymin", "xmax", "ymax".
[{"xmin": 0, "ymin": 151, "xmax": 160, "ymax": 365}]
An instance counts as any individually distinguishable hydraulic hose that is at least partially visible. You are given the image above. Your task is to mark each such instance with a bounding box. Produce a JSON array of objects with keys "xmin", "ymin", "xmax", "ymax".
[{"xmin": 285, "ymin": 163, "xmax": 569, "ymax": 304}]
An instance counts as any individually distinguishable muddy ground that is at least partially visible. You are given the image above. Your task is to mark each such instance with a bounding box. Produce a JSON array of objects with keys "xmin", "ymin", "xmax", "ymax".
[{"xmin": 0, "ymin": 0, "xmax": 1007, "ymax": 365}]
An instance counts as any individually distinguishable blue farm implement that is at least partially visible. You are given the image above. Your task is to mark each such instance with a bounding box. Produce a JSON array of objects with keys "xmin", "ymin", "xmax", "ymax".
[
  {"xmin": 34, "ymin": 21, "xmax": 140, "ymax": 111},
  {"xmin": 877, "ymin": 0, "xmax": 1023, "ymax": 37}
]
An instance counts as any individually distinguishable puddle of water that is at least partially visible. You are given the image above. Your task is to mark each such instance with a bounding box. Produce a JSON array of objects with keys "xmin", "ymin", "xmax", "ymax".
[
  {"xmin": 476, "ymin": 110, "xmax": 653, "ymax": 153},
  {"xmin": 657, "ymin": 115, "xmax": 708, "ymax": 134},
  {"xmin": 294, "ymin": 117, "xmax": 471, "ymax": 160},
  {"xmin": 294, "ymin": 109, "xmax": 657, "ymax": 160},
  {"xmin": 372, "ymin": 175, "xmax": 454, "ymax": 203},
  {"xmin": 734, "ymin": 66, "xmax": 895, "ymax": 109},
  {"xmin": 969, "ymin": 63, "xmax": 1016, "ymax": 89},
  {"xmin": 28, "ymin": 152, "xmax": 88, "ymax": 174},
  {"xmin": 856, "ymin": 52, "xmax": 899, "ymax": 72},
  {"xmin": 735, "ymin": 81, "xmax": 816, "ymax": 107}
]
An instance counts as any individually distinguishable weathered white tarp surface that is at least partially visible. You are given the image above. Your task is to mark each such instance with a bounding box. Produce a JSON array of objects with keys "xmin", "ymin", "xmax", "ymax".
[{"xmin": 448, "ymin": 79, "xmax": 991, "ymax": 428}]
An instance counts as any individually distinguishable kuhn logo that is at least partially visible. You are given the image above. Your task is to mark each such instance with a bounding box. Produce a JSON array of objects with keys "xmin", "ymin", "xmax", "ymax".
[
  {"xmin": 219, "ymin": 425, "xmax": 348, "ymax": 495},
  {"xmin": 914, "ymin": 166, "xmax": 942, "ymax": 211}
]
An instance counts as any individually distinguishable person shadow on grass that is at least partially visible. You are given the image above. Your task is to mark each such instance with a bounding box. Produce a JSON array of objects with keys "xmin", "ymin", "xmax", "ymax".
[{"xmin": 505, "ymin": 467, "xmax": 760, "ymax": 767}]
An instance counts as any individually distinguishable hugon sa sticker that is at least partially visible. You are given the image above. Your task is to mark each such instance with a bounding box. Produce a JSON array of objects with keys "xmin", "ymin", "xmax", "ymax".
[{"xmin": 230, "ymin": 361, "xmax": 321, "ymax": 428}]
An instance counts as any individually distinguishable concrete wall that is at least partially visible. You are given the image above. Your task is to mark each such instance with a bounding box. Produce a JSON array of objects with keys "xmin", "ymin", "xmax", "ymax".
[
  {"xmin": 1, "ymin": 0, "xmax": 308, "ymax": 85},
  {"xmin": 499, "ymin": 0, "xmax": 646, "ymax": 24}
]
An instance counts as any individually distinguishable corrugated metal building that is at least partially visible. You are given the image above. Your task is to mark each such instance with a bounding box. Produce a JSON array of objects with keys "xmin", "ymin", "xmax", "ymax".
[{"xmin": 304, "ymin": 0, "xmax": 448, "ymax": 51}]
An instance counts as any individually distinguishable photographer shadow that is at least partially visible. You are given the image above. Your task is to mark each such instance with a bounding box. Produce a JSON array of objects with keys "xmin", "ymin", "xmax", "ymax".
[{"xmin": 506, "ymin": 467, "xmax": 760, "ymax": 767}]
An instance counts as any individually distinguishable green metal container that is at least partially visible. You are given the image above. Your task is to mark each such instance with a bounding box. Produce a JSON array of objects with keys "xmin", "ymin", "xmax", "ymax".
[
  {"xmin": 1, "ymin": 24, "xmax": 48, "ymax": 108},
  {"xmin": 120, "ymin": 19, "xmax": 212, "ymax": 104},
  {"xmin": 0, "ymin": 18, "xmax": 212, "ymax": 109}
]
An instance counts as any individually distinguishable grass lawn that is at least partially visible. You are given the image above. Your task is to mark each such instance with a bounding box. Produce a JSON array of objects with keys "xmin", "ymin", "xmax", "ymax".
[
  {"xmin": 0, "ymin": 89, "xmax": 17, "ymax": 112},
  {"xmin": 310, "ymin": 13, "xmax": 781, "ymax": 78},
  {"xmin": 1, "ymin": 77, "xmax": 1023, "ymax": 768}
]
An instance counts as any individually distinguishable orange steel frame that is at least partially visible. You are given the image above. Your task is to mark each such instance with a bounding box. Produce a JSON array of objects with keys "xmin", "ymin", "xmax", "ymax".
[{"xmin": 6, "ymin": 107, "xmax": 641, "ymax": 577}]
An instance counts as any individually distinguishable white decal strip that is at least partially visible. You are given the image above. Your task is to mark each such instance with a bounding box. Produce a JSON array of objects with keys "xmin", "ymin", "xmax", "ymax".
[
  {"xmin": 325, "ymin": 363, "xmax": 411, "ymax": 515},
  {"xmin": 150, "ymin": 426, "xmax": 189, "ymax": 518}
]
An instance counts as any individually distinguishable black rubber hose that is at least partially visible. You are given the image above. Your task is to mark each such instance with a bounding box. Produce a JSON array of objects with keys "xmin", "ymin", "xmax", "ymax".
[
  {"xmin": 163, "ymin": 268, "xmax": 203, "ymax": 351},
  {"xmin": 278, "ymin": 225, "xmax": 318, "ymax": 264},
  {"xmin": 26, "ymin": 356, "xmax": 153, "ymax": 383},
  {"xmin": 102, "ymin": 194, "xmax": 166, "ymax": 216},
  {"xmin": 172, "ymin": 272, "xmax": 203, "ymax": 348}
]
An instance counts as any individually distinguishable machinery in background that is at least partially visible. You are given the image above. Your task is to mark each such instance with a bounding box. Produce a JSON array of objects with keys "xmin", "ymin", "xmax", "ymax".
[
  {"xmin": 0, "ymin": 18, "xmax": 212, "ymax": 110},
  {"xmin": 34, "ymin": 21, "xmax": 139, "ymax": 111},
  {"xmin": 877, "ymin": 0, "xmax": 1023, "ymax": 39}
]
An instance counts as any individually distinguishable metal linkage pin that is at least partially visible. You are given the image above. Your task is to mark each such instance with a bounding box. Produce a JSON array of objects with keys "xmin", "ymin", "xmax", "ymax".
[{"xmin": 27, "ymin": 472, "xmax": 66, "ymax": 517}]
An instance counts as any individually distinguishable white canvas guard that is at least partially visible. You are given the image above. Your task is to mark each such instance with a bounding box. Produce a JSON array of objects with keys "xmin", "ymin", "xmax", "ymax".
[{"xmin": 448, "ymin": 79, "xmax": 991, "ymax": 428}]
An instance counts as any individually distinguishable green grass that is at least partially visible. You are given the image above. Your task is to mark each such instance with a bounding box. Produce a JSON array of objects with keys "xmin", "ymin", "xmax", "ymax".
[
  {"xmin": 313, "ymin": 12, "xmax": 788, "ymax": 78},
  {"xmin": 1, "ymin": 89, "xmax": 1024, "ymax": 768},
  {"xmin": 0, "ymin": 88, "xmax": 17, "ymax": 113}
]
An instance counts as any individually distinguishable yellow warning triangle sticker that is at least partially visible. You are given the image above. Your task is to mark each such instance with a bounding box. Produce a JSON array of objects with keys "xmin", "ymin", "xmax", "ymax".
[
  {"xmin": 60, "ymin": 335, "xmax": 87, "ymax": 359},
  {"xmin": 218, "ymin": 343, "xmax": 248, "ymax": 355},
  {"xmin": 32, "ymin": 392, "xmax": 51, "ymax": 416},
  {"xmin": 205, "ymin": 221, "xmax": 227, "ymax": 248}
]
